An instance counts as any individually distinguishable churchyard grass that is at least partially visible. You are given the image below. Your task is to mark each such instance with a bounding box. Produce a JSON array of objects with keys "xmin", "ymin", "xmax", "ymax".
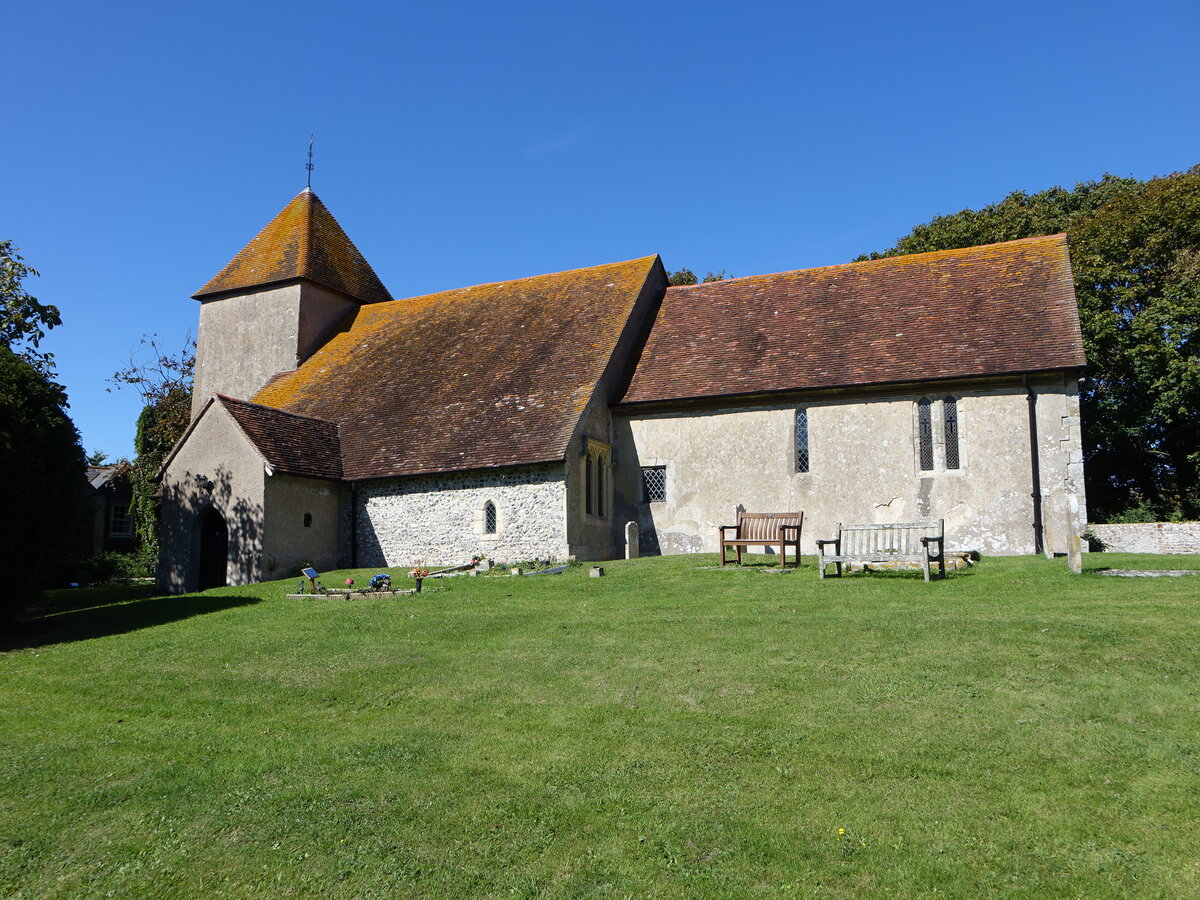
[{"xmin": 2, "ymin": 553, "xmax": 1198, "ymax": 898}]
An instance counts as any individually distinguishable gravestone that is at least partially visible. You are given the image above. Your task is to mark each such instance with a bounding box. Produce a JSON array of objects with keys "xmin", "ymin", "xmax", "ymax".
[
  {"xmin": 625, "ymin": 521, "xmax": 639, "ymax": 559},
  {"xmin": 1068, "ymin": 532, "xmax": 1083, "ymax": 574}
]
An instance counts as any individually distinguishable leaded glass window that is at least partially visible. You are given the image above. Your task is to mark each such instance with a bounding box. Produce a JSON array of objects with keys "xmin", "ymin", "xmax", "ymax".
[
  {"xmin": 484, "ymin": 501, "xmax": 497, "ymax": 534},
  {"xmin": 642, "ymin": 466, "xmax": 667, "ymax": 503},
  {"xmin": 944, "ymin": 396, "xmax": 960, "ymax": 470},
  {"xmin": 795, "ymin": 409, "xmax": 809, "ymax": 473},
  {"xmin": 917, "ymin": 398, "xmax": 934, "ymax": 471},
  {"xmin": 596, "ymin": 460, "xmax": 606, "ymax": 517}
]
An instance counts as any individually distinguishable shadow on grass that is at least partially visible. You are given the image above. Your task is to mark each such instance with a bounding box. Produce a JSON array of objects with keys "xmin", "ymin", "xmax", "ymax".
[{"xmin": 2, "ymin": 589, "xmax": 261, "ymax": 651}]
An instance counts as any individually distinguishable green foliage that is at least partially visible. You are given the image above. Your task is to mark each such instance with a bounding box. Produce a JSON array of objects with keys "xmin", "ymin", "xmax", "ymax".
[
  {"xmin": 859, "ymin": 166, "xmax": 1200, "ymax": 521},
  {"xmin": 668, "ymin": 267, "xmax": 730, "ymax": 286},
  {"xmin": 0, "ymin": 345, "xmax": 85, "ymax": 624},
  {"xmin": 0, "ymin": 240, "xmax": 61, "ymax": 375},
  {"xmin": 111, "ymin": 335, "xmax": 195, "ymax": 561},
  {"xmin": 83, "ymin": 550, "xmax": 153, "ymax": 585}
]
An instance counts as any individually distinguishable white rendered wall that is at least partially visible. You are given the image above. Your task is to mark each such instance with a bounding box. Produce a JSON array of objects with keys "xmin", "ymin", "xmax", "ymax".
[
  {"xmin": 192, "ymin": 282, "xmax": 357, "ymax": 418},
  {"xmin": 158, "ymin": 402, "xmax": 267, "ymax": 592},
  {"xmin": 613, "ymin": 379, "xmax": 1086, "ymax": 558}
]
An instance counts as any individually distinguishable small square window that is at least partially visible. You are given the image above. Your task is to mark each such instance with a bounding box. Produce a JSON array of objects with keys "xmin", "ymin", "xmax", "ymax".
[{"xmin": 642, "ymin": 466, "xmax": 667, "ymax": 503}]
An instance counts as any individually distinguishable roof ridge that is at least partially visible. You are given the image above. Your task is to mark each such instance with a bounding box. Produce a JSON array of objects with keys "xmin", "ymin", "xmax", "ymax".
[
  {"xmin": 296, "ymin": 190, "xmax": 313, "ymax": 277},
  {"xmin": 666, "ymin": 234, "xmax": 1068, "ymax": 292},
  {"xmin": 388, "ymin": 254, "xmax": 659, "ymax": 304}
]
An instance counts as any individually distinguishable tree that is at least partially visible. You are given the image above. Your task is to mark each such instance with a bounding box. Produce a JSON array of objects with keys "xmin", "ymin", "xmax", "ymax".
[
  {"xmin": 0, "ymin": 345, "xmax": 86, "ymax": 626},
  {"xmin": 110, "ymin": 335, "xmax": 195, "ymax": 565},
  {"xmin": 858, "ymin": 167, "xmax": 1200, "ymax": 521},
  {"xmin": 668, "ymin": 268, "xmax": 730, "ymax": 286},
  {"xmin": 1, "ymin": 240, "xmax": 61, "ymax": 375}
]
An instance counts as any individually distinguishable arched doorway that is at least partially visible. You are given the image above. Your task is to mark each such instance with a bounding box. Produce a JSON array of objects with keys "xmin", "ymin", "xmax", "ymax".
[{"xmin": 198, "ymin": 506, "xmax": 229, "ymax": 590}]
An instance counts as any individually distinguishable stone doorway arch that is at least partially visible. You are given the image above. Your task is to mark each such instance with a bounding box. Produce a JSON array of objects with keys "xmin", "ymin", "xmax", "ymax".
[{"xmin": 198, "ymin": 506, "xmax": 229, "ymax": 591}]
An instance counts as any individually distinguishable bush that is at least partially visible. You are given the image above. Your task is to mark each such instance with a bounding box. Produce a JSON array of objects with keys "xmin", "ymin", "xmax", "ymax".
[{"xmin": 84, "ymin": 551, "xmax": 152, "ymax": 585}]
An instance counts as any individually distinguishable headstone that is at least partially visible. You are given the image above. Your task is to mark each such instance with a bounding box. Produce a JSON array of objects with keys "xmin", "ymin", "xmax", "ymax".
[
  {"xmin": 1068, "ymin": 533, "xmax": 1083, "ymax": 574},
  {"xmin": 590, "ymin": 566, "xmax": 605, "ymax": 577},
  {"xmin": 625, "ymin": 521, "xmax": 639, "ymax": 559},
  {"xmin": 477, "ymin": 558, "xmax": 492, "ymax": 571}
]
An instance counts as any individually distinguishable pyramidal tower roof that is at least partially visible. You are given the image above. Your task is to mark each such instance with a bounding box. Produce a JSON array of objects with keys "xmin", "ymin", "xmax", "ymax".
[{"xmin": 193, "ymin": 189, "xmax": 393, "ymax": 303}]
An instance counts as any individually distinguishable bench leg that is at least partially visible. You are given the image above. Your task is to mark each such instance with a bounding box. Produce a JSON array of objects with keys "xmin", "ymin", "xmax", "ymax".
[
  {"xmin": 819, "ymin": 557, "xmax": 826, "ymax": 579},
  {"xmin": 923, "ymin": 556, "xmax": 931, "ymax": 582}
]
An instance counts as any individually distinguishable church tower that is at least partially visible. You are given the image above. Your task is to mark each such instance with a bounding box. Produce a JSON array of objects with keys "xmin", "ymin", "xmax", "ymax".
[{"xmin": 190, "ymin": 189, "xmax": 392, "ymax": 420}]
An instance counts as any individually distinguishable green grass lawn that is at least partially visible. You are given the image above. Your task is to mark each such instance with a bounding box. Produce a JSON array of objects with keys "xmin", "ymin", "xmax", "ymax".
[{"xmin": 2, "ymin": 553, "xmax": 1199, "ymax": 898}]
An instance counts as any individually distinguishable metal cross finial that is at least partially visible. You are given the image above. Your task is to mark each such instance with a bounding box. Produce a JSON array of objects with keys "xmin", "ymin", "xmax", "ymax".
[{"xmin": 306, "ymin": 135, "xmax": 314, "ymax": 189}]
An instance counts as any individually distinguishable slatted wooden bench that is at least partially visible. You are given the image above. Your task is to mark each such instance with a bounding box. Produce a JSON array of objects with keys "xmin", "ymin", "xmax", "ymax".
[
  {"xmin": 719, "ymin": 512, "xmax": 804, "ymax": 567},
  {"xmin": 816, "ymin": 520, "xmax": 946, "ymax": 581}
]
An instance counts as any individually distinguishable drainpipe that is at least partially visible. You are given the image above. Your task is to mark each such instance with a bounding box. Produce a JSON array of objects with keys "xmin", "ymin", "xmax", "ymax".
[
  {"xmin": 349, "ymin": 482, "xmax": 358, "ymax": 568},
  {"xmin": 1024, "ymin": 374, "xmax": 1046, "ymax": 556}
]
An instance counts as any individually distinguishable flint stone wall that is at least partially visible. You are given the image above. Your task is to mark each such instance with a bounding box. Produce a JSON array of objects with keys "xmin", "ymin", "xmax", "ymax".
[
  {"xmin": 356, "ymin": 464, "xmax": 569, "ymax": 566},
  {"xmin": 1087, "ymin": 522, "xmax": 1200, "ymax": 554}
]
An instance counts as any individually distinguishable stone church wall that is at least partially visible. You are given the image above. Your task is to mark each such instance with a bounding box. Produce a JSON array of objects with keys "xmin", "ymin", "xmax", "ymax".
[
  {"xmin": 355, "ymin": 464, "xmax": 569, "ymax": 567},
  {"xmin": 613, "ymin": 377, "xmax": 1086, "ymax": 558},
  {"xmin": 1086, "ymin": 522, "xmax": 1200, "ymax": 554}
]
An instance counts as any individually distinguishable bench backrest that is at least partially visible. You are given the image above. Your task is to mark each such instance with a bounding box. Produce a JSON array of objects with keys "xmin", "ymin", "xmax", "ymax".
[
  {"xmin": 837, "ymin": 520, "xmax": 943, "ymax": 556},
  {"xmin": 737, "ymin": 512, "xmax": 803, "ymax": 541}
]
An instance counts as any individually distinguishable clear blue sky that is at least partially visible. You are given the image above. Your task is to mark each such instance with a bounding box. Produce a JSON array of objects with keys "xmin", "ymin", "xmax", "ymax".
[{"xmin": 5, "ymin": 0, "xmax": 1198, "ymax": 459}]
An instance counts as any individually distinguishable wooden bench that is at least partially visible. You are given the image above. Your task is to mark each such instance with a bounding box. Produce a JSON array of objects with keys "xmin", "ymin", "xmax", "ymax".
[
  {"xmin": 816, "ymin": 520, "xmax": 946, "ymax": 581},
  {"xmin": 719, "ymin": 512, "xmax": 804, "ymax": 567}
]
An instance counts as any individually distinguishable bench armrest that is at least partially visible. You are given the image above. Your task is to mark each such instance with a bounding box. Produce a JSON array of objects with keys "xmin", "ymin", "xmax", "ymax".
[
  {"xmin": 816, "ymin": 538, "xmax": 840, "ymax": 553},
  {"xmin": 719, "ymin": 525, "xmax": 740, "ymax": 538},
  {"xmin": 778, "ymin": 524, "xmax": 801, "ymax": 535},
  {"xmin": 920, "ymin": 536, "xmax": 943, "ymax": 546}
]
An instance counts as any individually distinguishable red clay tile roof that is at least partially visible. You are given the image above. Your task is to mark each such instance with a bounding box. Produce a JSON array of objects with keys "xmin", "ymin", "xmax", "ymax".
[
  {"xmin": 619, "ymin": 235, "xmax": 1084, "ymax": 405},
  {"xmin": 218, "ymin": 396, "xmax": 343, "ymax": 480},
  {"xmin": 194, "ymin": 190, "xmax": 392, "ymax": 303},
  {"xmin": 252, "ymin": 255, "xmax": 662, "ymax": 480}
]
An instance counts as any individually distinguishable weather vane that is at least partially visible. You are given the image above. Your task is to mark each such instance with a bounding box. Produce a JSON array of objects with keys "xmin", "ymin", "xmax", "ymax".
[{"xmin": 306, "ymin": 135, "xmax": 314, "ymax": 189}]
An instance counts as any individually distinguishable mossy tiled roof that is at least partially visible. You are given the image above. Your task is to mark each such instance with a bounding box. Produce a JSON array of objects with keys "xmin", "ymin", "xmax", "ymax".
[
  {"xmin": 194, "ymin": 190, "xmax": 392, "ymax": 303},
  {"xmin": 253, "ymin": 255, "xmax": 662, "ymax": 480},
  {"xmin": 219, "ymin": 396, "xmax": 343, "ymax": 480},
  {"xmin": 620, "ymin": 235, "xmax": 1085, "ymax": 405}
]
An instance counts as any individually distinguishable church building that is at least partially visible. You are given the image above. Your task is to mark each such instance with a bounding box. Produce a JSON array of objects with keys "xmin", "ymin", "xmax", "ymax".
[{"xmin": 158, "ymin": 189, "xmax": 1087, "ymax": 591}]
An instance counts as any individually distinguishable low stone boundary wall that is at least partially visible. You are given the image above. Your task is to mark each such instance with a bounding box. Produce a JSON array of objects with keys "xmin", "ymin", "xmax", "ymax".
[{"xmin": 1087, "ymin": 522, "xmax": 1200, "ymax": 554}]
